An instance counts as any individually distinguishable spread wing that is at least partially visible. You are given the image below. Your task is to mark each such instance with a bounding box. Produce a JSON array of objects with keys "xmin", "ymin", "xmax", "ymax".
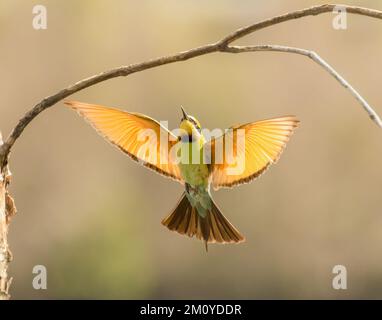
[
  {"xmin": 207, "ymin": 116, "xmax": 299, "ymax": 190},
  {"xmin": 65, "ymin": 101, "xmax": 184, "ymax": 184}
]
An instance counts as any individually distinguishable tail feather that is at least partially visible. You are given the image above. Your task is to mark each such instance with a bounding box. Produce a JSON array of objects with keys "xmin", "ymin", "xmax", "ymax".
[{"xmin": 161, "ymin": 193, "xmax": 245, "ymax": 246}]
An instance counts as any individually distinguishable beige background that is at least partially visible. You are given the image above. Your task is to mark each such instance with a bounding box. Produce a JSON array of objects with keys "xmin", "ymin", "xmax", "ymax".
[{"xmin": 1, "ymin": 0, "xmax": 382, "ymax": 299}]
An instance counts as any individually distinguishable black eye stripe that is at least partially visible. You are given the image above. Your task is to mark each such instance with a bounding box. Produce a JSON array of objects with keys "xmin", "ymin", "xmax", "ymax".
[{"xmin": 190, "ymin": 118, "xmax": 200, "ymax": 129}]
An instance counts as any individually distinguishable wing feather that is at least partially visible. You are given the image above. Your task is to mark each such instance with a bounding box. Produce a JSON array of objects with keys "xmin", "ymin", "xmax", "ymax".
[
  {"xmin": 208, "ymin": 116, "xmax": 299, "ymax": 189},
  {"xmin": 65, "ymin": 101, "xmax": 183, "ymax": 183}
]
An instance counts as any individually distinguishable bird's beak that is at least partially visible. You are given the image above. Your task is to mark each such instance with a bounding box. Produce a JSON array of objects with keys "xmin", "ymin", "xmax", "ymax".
[{"xmin": 181, "ymin": 106, "xmax": 189, "ymax": 120}]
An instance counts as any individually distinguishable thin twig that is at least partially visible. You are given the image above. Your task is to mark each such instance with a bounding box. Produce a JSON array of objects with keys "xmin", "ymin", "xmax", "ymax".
[
  {"xmin": 224, "ymin": 45, "xmax": 382, "ymax": 127},
  {"xmin": 1, "ymin": 4, "xmax": 382, "ymax": 167}
]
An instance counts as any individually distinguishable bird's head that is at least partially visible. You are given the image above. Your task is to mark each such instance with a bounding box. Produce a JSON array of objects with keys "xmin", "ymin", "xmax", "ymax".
[{"xmin": 179, "ymin": 106, "xmax": 201, "ymax": 135}]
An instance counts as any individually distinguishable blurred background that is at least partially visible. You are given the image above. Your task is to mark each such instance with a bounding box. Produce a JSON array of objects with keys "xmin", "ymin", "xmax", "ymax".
[{"xmin": 1, "ymin": 0, "xmax": 382, "ymax": 299}]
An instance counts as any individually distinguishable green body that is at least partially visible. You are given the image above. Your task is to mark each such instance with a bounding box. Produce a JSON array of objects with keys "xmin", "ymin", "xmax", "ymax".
[{"xmin": 178, "ymin": 133, "xmax": 212, "ymax": 218}]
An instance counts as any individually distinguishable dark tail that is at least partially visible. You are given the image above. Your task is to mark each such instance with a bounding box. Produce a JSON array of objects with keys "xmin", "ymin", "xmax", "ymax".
[{"xmin": 161, "ymin": 193, "xmax": 245, "ymax": 249}]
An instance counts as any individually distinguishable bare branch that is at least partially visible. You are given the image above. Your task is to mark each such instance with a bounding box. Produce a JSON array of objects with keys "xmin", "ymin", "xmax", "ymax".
[
  {"xmin": 218, "ymin": 4, "xmax": 382, "ymax": 45},
  {"xmin": 223, "ymin": 45, "xmax": 382, "ymax": 128},
  {"xmin": 0, "ymin": 134, "xmax": 12, "ymax": 300},
  {"xmin": 1, "ymin": 4, "xmax": 382, "ymax": 167}
]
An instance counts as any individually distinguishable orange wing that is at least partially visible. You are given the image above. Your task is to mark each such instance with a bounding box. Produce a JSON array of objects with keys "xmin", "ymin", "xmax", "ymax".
[
  {"xmin": 207, "ymin": 116, "xmax": 299, "ymax": 190},
  {"xmin": 65, "ymin": 101, "xmax": 184, "ymax": 183}
]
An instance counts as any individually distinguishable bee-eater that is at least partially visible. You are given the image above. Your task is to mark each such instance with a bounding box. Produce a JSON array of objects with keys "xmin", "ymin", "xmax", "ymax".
[{"xmin": 65, "ymin": 101, "xmax": 299, "ymax": 250}]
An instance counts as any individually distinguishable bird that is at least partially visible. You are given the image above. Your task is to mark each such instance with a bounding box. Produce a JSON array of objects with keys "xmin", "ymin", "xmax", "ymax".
[{"xmin": 65, "ymin": 101, "xmax": 299, "ymax": 250}]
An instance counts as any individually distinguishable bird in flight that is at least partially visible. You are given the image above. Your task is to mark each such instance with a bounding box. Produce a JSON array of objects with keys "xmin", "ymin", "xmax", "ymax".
[{"xmin": 65, "ymin": 101, "xmax": 299, "ymax": 250}]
